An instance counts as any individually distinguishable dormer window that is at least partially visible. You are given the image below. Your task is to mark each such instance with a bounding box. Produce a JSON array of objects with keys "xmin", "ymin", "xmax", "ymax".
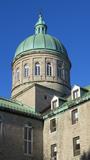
[
  {"xmin": 52, "ymin": 100, "xmax": 57, "ymax": 109},
  {"xmin": 73, "ymin": 89, "xmax": 79, "ymax": 99},
  {"xmin": 71, "ymin": 85, "xmax": 81, "ymax": 100},
  {"xmin": 51, "ymin": 96, "xmax": 60, "ymax": 110}
]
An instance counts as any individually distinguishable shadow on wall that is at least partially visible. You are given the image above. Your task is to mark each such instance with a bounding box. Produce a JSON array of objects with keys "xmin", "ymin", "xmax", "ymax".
[{"xmin": 80, "ymin": 151, "xmax": 90, "ymax": 160}]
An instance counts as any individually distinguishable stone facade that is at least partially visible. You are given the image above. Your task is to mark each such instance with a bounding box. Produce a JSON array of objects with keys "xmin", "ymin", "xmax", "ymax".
[
  {"xmin": 0, "ymin": 94, "xmax": 90, "ymax": 160},
  {"xmin": 43, "ymin": 100, "xmax": 90, "ymax": 160},
  {"xmin": 12, "ymin": 83, "xmax": 63, "ymax": 113},
  {"xmin": 12, "ymin": 51, "xmax": 71, "ymax": 99},
  {"xmin": 0, "ymin": 15, "xmax": 90, "ymax": 160},
  {"xmin": 0, "ymin": 110, "xmax": 43, "ymax": 160}
]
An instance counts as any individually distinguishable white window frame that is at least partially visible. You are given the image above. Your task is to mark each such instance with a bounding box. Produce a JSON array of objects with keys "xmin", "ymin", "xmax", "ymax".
[
  {"xmin": 51, "ymin": 144, "xmax": 57, "ymax": 160},
  {"xmin": 35, "ymin": 62, "xmax": 40, "ymax": 75},
  {"xmin": 24, "ymin": 64, "xmax": 29, "ymax": 78},
  {"xmin": 15, "ymin": 68, "xmax": 20, "ymax": 82},
  {"xmin": 52, "ymin": 100, "xmax": 57, "ymax": 109},
  {"xmin": 71, "ymin": 85, "xmax": 81, "ymax": 100},
  {"xmin": 46, "ymin": 62, "xmax": 52, "ymax": 76},
  {"xmin": 24, "ymin": 125, "xmax": 33, "ymax": 156},
  {"xmin": 51, "ymin": 96, "xmax": 59, "ymax": 110},
  {"xmin": 73, "ymin": 89, "xmax": 79, "ymax": 99}
]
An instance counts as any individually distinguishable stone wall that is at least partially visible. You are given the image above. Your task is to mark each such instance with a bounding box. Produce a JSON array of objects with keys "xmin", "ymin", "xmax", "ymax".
[
  {"xmin": 0, "ymin": 110, "xmax": 43, "ymax": 160},
  {"xmin": 43, "ymin": 101, "xmax": 90, "ymax": 160},
  {"xmin": 12, "ymin": 51, "xmax": 71, "ymax": 98}
]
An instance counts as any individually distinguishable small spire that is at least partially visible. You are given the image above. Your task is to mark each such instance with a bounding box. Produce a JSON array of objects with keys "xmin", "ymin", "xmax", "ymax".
[
  {"xmin": 38, "ymin": 13, "xmax": 43, "ymax": 23},
  {"xmin": 35, "ymin": 14, "xmax": 47, "ymax": 35}
]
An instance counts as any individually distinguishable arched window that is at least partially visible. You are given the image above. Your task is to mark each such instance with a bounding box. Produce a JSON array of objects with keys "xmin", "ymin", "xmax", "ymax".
[
  {"xmin": 65, "ymin": 70, "xmax": 69, "ymax": 82},
  {"xmin": 42, "ymin": 27, "xmax": 44, "ymax": 33},
  {"xmin": 12, "ymin": 70, "xmax": 14, "ymax": 84},
  {"xmin": 38, "ymin": 28, "xmax": 40, "ymax": 34},
  {"xmin": 15, "ymin": 68, "xmax": 19, "ymax": 82},
  {"xmin": 57, "ymin": 61, "xmax": 63, "ymax": 79},
  {"xmin": 24, "ymin": 124, "xmax": 33, "ymax": 155},
  {"xmin": 24, "ymin": 64, "xmax": 29, "ymax": 78},
  {"xmin": 57, "ymin": 66, "xmax": 61, "ymax": 78},
  {"xmin": 61, "ymin": 69, "xmax": 65, "ymax": 80},
  {"xmin": 35, "ymin": 62, "xmax": 40, "ymax": 75},
  {"xmin": 46, "ymin": 62, "xmax": 52, "ymax": 76}
]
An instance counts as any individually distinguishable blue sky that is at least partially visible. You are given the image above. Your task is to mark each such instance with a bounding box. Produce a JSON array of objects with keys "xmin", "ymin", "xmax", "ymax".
[{"xmin": 0, "ymin": 0, "xmax": 90, "ymax": 98}]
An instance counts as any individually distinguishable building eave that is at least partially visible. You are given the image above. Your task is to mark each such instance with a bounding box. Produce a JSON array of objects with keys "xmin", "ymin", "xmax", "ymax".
[
  {"xmin": 0, "ymin": 97, "xmax": 43, "ymax": 120},
  {"xmin": 43, "ymin": 91, "xmax": 90, "ymax": 119}
]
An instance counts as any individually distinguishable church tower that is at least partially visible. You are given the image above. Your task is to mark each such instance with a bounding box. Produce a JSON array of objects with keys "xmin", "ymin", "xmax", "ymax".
[{"xmin": 11, "ymin": 15, "xmax": 71, "ymax": 112}]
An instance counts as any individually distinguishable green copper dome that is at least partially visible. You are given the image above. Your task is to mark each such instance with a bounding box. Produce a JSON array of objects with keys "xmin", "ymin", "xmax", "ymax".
[{"xmin": 14, "ymin": 14, "xmax": 68, "ymax": 59}]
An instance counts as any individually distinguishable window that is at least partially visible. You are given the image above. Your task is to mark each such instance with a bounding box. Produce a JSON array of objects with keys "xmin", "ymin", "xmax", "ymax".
[
  {"xmin": 24, "ymin": 125, "xmax": 33, "ymax": 155},
  {"xmin": 35, "ymin": 62, "xmax": 40, "ymax": 75},
  {"xmin": 44, "ymin": 95, "xmax": 47, "ymax": 100},
  {"xmin": 65, "ymin": 70, "xmax": 69, "ymax": 82},
  {"xmin": 24, "ymin": 64, "xmax": 29, "ymax": 78},
  {"xmin": 61, "ymin": 69, "xmax": 65, "ymax": 80},
  {"xmin": 52, "ymin": 100, "xmax": 57, "ymax": 109},
  {"xmin": 57, "ymin": 62, "xmax": 62, "ymax": 78},
  {"xmin": 72, "ymin": 109, "xmax": 78, "ymax": 124},
  {"xmin": 50, "ymin": 118, "xmax": 56, "ymax": 133},
  {"xmin": 42, "ymin": 27, "xmax": 44, "ymax": 33},
  {"xmin": 38, "ymin": 28, "xmax": 40, "ymax": 33},
  {"xmin": 73, "ymin": 136, "xmax": 80, "ymax": 156},
  {"xmin": 73, "ymin": 89, "xmax": 79, "ymax": 99},
  {"xmin": 0, "ymin": 116, "xmax": 3, "ymax": 136},
  {"xmin": 51, "ymin": 144, "xmax": 57, "ymax": 160},
  {"xmin": 57, "ymin": 65, "xmax": 61, "ymax": 78},
  {"xmin": 46, "ymin": 62, "xmax": 52, "ymax": 76},
  {"xmin": 15, "ymin": 68, "xmax": 19, "ymax": 82}
]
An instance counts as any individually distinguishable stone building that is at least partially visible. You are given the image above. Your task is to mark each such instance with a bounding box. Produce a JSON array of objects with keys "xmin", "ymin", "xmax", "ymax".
[{"xmin": 0, "ymin": 14, "xmax": 90, "ymax": 160}]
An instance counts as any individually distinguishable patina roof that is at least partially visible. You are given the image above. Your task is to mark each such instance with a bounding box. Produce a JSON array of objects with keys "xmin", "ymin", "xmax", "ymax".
[
  {"xmin": 0, "ymin": 97, "xmax": 42, "ymax": 120},
  {"xmin": 0, "ymin": 91, "xmax": 90, "ymax": 120},
  {"xmin": 43, "ymin": 91, "xmax": 90, "ymax": 119},
  {"xmin": 14, "ymin": 14, "xmax": 68, "ymax": 60}
]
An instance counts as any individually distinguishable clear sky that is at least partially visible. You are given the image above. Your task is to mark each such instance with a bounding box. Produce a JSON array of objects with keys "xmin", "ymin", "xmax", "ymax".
[{"xmin": 0, "ymin": 0, "xmax": 90, "ymax": 98}]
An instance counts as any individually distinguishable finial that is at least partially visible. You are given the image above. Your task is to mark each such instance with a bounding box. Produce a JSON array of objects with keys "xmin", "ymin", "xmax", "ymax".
[
  {"xmin": 35, "ymin": 13, "xmax": 47, "ymax": 35},
  {"xmin": 38, "ymin": 9, "xmax": 43, "ymax": 18},
  {"xmin": 38, "ymin": 13, "xmax": 43, "ymax": 22}
]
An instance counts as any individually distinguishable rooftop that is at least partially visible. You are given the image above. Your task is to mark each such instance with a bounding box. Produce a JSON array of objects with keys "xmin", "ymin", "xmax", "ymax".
[
  {"xmin": 0, "ymin": 97, "xmax": 42, "ymax": 120},
  {"xmin": 43, "ymin": 91, "xmax": 90, "ymax": 119},
  {"xmin": 0, "ymin": 91, "xmax": 90, "ymax": 120},
  {"xmin": 14, "ymin": 14, "xmax": 68, "ymax": 61}
]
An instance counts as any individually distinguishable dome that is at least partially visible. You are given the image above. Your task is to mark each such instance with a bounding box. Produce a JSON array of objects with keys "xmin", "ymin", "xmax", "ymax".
[{"xmin": 14, "ymin": 14, "xmax": 68, "ymax": 60}]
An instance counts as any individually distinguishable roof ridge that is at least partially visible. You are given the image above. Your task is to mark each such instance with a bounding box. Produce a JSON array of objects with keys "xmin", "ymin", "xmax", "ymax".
[{"xmin": 43, "ymin": 91, "xmax": 90, "ymax": 119}]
